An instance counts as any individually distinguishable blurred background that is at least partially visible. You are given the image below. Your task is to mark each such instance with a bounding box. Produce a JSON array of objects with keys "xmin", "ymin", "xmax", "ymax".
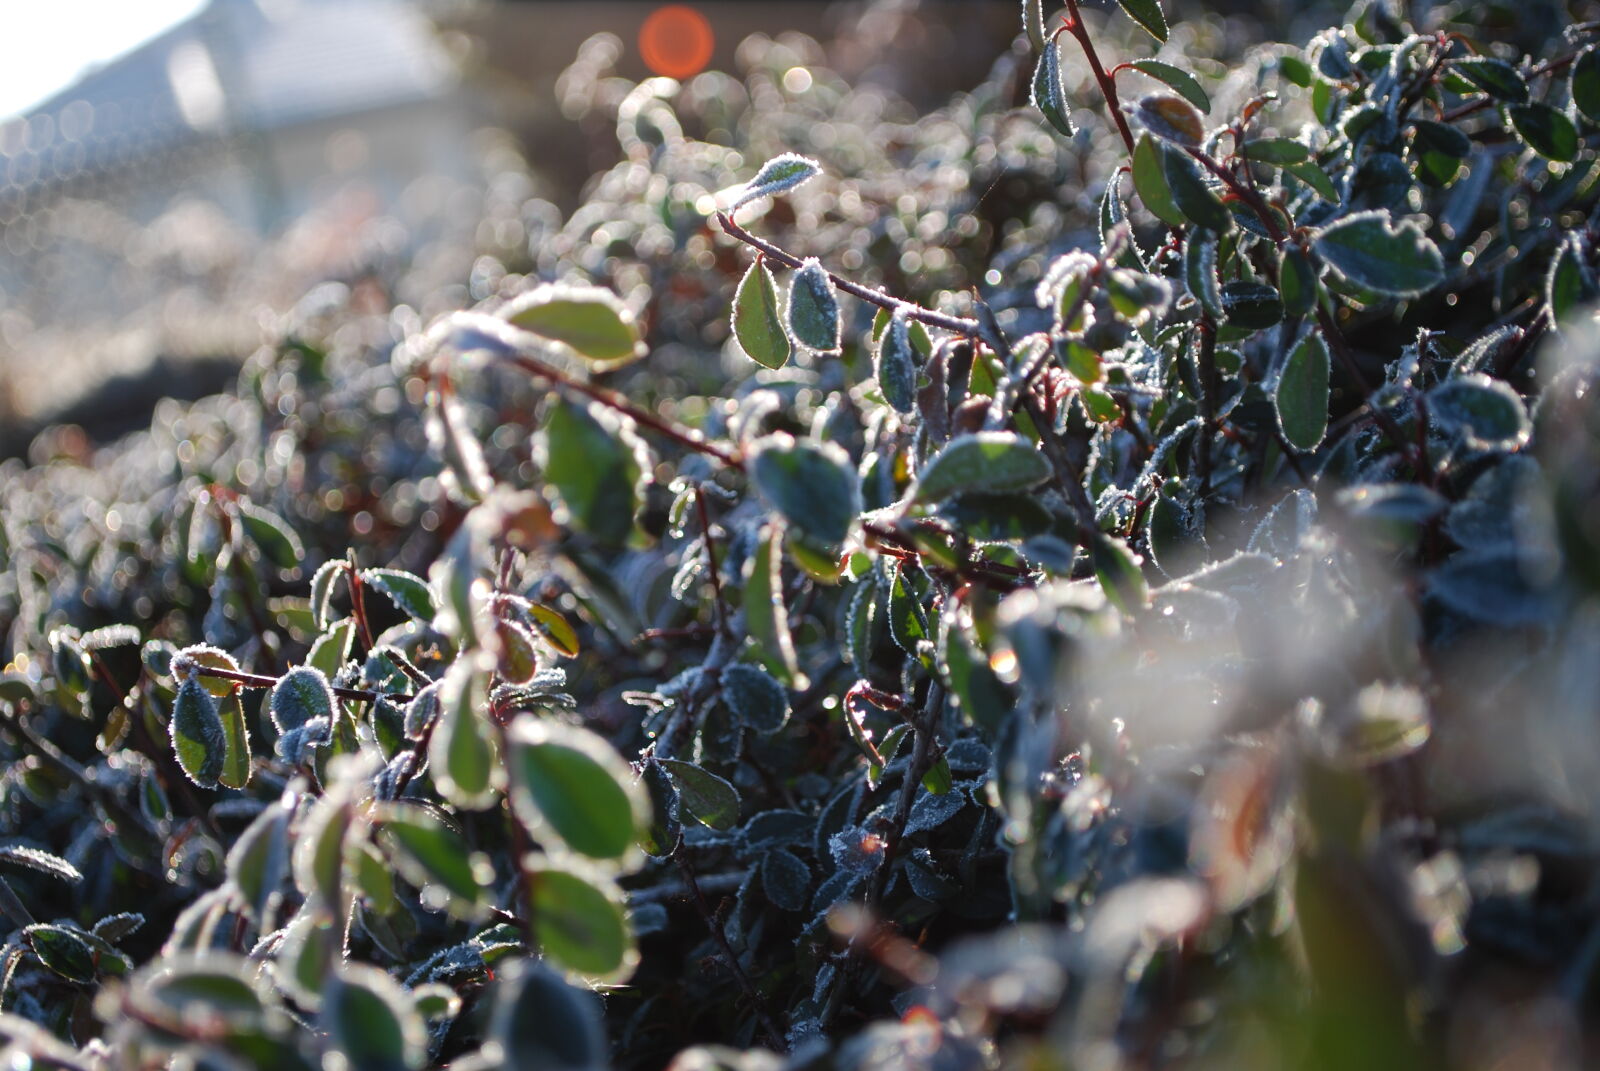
[{"xmin": 0, "ymin": 0, "xmax": 1040, "ymax": 455}]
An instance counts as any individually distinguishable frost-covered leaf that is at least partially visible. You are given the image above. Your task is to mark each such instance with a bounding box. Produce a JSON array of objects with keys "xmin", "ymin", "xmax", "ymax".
[
  {"xmin": 528, "ymin": 865, "xmax": 635, "ymax": 981},
  {"xmin": 0, "ymin": 846, "xmax": 82, "ymax": 885},
  {"xmin": 1275, "ymin": 330, "xmax": 1330, "ymax": 452},
  {"xmin": 503, "ymin": 283, "xmax": 644, "ymax": 367},
  {"xmin": 1116, "ymin": 0, "xmax": 1168, "ymax": 41},
  {"xmin": 761, "ymin": 849, "xmax": 811, "ymax": 912},
  {"xmin": 1313, "ymin": 211, "xmax": 1444, "ymax": 297},
  {"xmin": 658, "ymin": 759, "xmax": 741, "ymax": 830},
  {"xmin": 1031, "ymin": 36, "xmax": 1074, "ymax": 137},
  {"xmin": 1428, "ymin": 374, "xmax": 1530, "ymax": 449},
  {"xmin": 788, "ymin": 258, "xmax": 841, "ymax": 353},
  {"xmin": 733, "ymin": 259, "xmax": 791, "ymax": 369},
  {"xmin": 360, "ymin": 568, "xmax": 436, "ymax": 623},
  {"xmin": 270, "ymin": 666, "xmax": 336, "ymax": 735},
  {"xmin": 720, "ymin": 663, "xmax": 790, "ymax": 733},
  {"xmin": 728, "ymin": 153, "xmax": 822, "ymax": 213},
  {"xmin": 509, "ymin": 719, "xmax": 646, "ymax": 860},
  {"xmin": 913, "ymin": 433, "xmax": 1051, "ymax": 503},
  {"xmin": 171, "ymin": 677, "xmax": 226, "ymax": 789}
]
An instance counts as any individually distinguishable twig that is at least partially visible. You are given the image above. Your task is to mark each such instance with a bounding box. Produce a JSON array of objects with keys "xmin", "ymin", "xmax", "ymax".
[
  {"xmin": 502, "ymin": 352, "xmax": 744, "ymax": 470},
  {"xmin": 715, "ymin": 212, "xmax": 983, "ymax": 339},
  {"xmin": 1062, "ymin": 0, "xmax": 1136, "ymax": 155},
  {"xmin": 672, "ymin": 833, "xmax": 786, "ymax": 1049},
  {"xmin": 180, "ymin": 664, "xmax": 410, "ymax": 705},
  {"xmin": 695, "ymin": 486, "xmax": 733, "ymax": 638},
  {"xmin": 1197, "ymin": 317, "xmax": 1219, "ymax": 496}
]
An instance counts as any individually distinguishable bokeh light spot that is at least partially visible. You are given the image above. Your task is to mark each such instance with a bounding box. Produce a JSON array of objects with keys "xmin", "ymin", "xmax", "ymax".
[{"xmin": 639, "ymin": 5, "xmax": 715, "ymax": 80}]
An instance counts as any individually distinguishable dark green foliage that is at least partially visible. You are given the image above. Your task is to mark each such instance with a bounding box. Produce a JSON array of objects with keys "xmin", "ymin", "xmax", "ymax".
[{"xmin": 4, "ymin": 3, "xmax": 1600, "ymax": 1069}]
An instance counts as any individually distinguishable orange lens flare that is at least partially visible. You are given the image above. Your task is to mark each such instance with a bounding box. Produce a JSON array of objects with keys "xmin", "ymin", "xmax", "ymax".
[{"xmin": 639, "ymin": 5, "xmax": 715, "ymax": 80}]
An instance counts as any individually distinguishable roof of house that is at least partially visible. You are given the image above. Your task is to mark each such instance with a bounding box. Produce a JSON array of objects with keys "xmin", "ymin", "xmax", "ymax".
[{"xmin": 1, "ymin": 0, "xmax": 457, "ymax": 187}]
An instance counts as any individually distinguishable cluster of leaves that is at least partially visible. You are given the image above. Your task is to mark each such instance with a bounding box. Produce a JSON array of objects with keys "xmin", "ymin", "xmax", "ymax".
[{"xmin": 6, "ymin": 0, "xmax": 1600, "ymax": 1067}]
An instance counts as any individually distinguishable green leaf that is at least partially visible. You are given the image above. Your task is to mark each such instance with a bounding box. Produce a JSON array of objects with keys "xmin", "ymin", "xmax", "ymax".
[
  {"xmin": 1284, "ymin": 160, "xmax": 1339, "ymax": 202},
  {"xmin": 129, "ymin": 954, "xmax": 270, "ymax": 1034},
  {"xmin": 217, "ymin": 690, "xmax": 252, "ymax": 790},
  {"xmin": 729, "ymin": 153, "xmax": 821, "ymax": 213},
  {"xmin": 1573, "ymin": 46, "xmax": 1600, "ymax": 124},
  {"xmin": 743, "ymin": 526, "xmax": 803, "ymax": 688},
  {"xmin": 1132, "ymin": 134, "xmax": 1187, "ymax": 227},
  {"xmin": 732, "ymin": 259, "xmax": 791, "ymax": 369},
  {"xmin": 1508, "ymin": 102, "xmax": 1579, "ymax": 163},
  {"xmin": 360, "ymin": 568, "xmax": 436, "ymax": 623},
  {"xmin": 538, "ymin": 397, "xmax": 646, "ymax": 549},
  {"xmin": 293, "ymin": 796, "xmax": 350, "ymax": 915},
  {"xmin": 720, "ymin": 663, "xmax": 790, "ymax": 733},
  {"xmin": 322, "ymin": 964, "xmax": 425, "ymax": 1071},
  {"xmin": 887, "ymin": 561, "xmax": 932, "ymax": 653},
  {"xmin": 523, "ymin": 602, "xmax": 580, "ymax": 658},
  {"xmin": 787, "ymin": 258, "xmax": 841, "ymax": 353},
  {"xmin": 1280, "ymin": 246, "xmax": 1320, "ymax": 318},
  {"xmin": 171, "ymin": 677, "xmax": 226, "ymax": 789},
  {"xmin": 309, "ymin": 559, "xmax": 344, "ymax": 631},
  {"xmin": 270, "ymin": 666, "xmax": 336, "ymax": 734},
  {"xmin": 921, "ymin": 756, "xmax": 954, "ymax": 795},
  {"xmin": 503, "ymin": 283, "xmax": 644, "ymax": 367},
  {"xmin": 1128, "ymin": 59, "xmax": 1209, "ymax": 111},
  {"xmin": 0, "ymin": 847, "xmax": 81, "ymax": 884},
  {"xmin": 1450, "ymin": 56, "xmax": 1529, "ymax": 104},
  {"xmin": 528, "ymin": 865, "xmax": 634, "ymax": 981},
  {"xmin": 508, "ymin": 719, "xmax": 645, "ymax": 860},
  {"xmin": 877, "ymin": 308, "xmax": 918, "ymax": 413},
  {"xmin": 1115, "ymin": 0, "xmax": 1168, "ymax": 41},
  {"xmin": 1164, "ymin": 149, "xmax": 1233, "ymax": 233},
  {"xmin": 380, "ymin": 804, "xmax": 490, "ymax": 918},
  {"xmin": 1220, "ymin": 281, "xmax": 1284, "ymax": 330},
  {"xmin": 227, "ymin": 807, "xmax": 289, "ymax": 926},
  {"xmin": 1030, "ymin": 36, "xmax": 1074, "ymax": 137},
  {"xmin": 1275, "ymin": 331, "xmax": 1330, "ymax": 452},
  {"xmin": 1428, "ymin": 374, "xmax": 1531, "ymax": 449},
  {"xmin": 1240, "ymin": 137, "xmax": 1310, "ymax": 165},
  {"xmin": 237, "ymin": 502, "xmax": 304, "ymax": 574},
  {"xmin": 761, "ymin": 848, "xmax": 811, "ymax": 912},
  {"xmin": 24, "ymin": 925, "xmax": 97, "ymax": 983},
  {"xmin": 1185, "ymin": 232, "xmax": 1224, "ymax": 319},
  {"xmin": 749, "ymin": 435, "xmax": 860, "ymax": 559},
  {"xmin": 1548, "ymin": 234, "xmax": 1595, "ymax": 324},
  {"xmin": 1092, "ymin": 534, "xmax": 1148, "ymax": 614},
  {"xmin": 490, "ymin": 961, "xmax": 608, "ymax": 1069},
  {"xmin": 1313, "ymin": 211, "xmax": 1444, "ymax": 297},
  {"xmin": 657, "ymin": 759, "xmax": 741, "ymax": 830},
  {"xmin": 429, "ymin": 661, "xmax": 499, "ymax": 810},
  {"xmin": 307, "ymin": 618, "xmax": 356, "ymax": 679},
  {"xmin": 914, "ymin": 432, "xmax": 1051, "ymax": 503},
  {"xmin": 1133, "ymin": 93, "xmax": 1204, "ymax": 147}
]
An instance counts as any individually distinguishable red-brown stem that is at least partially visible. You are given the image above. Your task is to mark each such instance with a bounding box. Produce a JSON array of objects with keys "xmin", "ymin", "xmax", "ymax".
[
  {"xmin": 1441, "ymin": 52, "xmax": 1579, "ymax": 123},
  {"xmin": 181, "ymin": 663, "xmax": 408, "ymax": 704},
  {"xmin": 695, "ymin": 486, "xmax": 732, "ymax": 637},
  {"xmin": 1062, "ymin": 0, "xmax": 1137, "ymax": 156},
  {"xmin": 1197, "ymin": 317, "xmax": 1218, "ymax": 496},
  {"xmin": 500, "ymin": 352, "xmax": 744, "ymax": 470},
  {"xmin": 345, "ymin": 556, "xmax": 376, "ymax": 652},
  {"xmin": 715, "ymin": 212, "xmax": 983, "ymax": 338}
]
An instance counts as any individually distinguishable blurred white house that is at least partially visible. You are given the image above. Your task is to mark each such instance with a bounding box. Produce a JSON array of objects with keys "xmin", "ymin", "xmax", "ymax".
[{"xmin": 0, "ymin": 0, "xmax": 483, "ymax": 437}]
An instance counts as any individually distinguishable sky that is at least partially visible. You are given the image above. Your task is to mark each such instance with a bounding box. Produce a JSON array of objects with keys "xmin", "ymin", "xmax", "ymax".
[{"xmin": 0, "ymin": 0, "xmax": 209, "ymax": 119}]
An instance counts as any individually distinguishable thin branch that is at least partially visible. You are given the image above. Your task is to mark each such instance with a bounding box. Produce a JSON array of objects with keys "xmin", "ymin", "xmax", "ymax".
[
  {"xmin": 180, "ymin": 664, "xmax": 410, "ymax": 705},
  {"xmin": 672, "ymin": 834, "xmax": 786, "ymax": 1049},
  {"xmin": 1062, "ymin": 0, "xmax": 1137, "ymax": 155},
  {"xmin": 501, "ymin": 351, "xmax": 744, "ymax": 470},
  {"xmin": 715, "ymin": 212, "xmax": 983, "ymax": 338},
  {"xmin": 695, "ymin": 486, "xmax": 733, "ymax": 638}
]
